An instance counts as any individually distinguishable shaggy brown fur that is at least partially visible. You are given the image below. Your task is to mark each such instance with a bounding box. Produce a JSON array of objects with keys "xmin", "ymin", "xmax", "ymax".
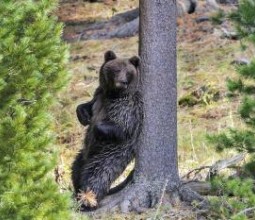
[{"xmin": 72, "ymin": 51, "xmax": 143, "ymax": 210}]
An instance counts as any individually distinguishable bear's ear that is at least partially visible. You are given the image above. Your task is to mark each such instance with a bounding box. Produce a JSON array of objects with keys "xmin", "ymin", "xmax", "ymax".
[
  {"xmin": 129, "ymin": 56, "xmax": 140, "ymax": 68},
  {"xmin": 104, "ymin": 51, "xmax": 117, "ymax": 62}
]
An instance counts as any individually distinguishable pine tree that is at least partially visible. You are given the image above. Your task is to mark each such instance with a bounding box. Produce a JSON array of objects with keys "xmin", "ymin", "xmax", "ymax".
[
  {"xmin": 209, "ymin": 0, "xmax": 255, "ymax": 176},
  {"xmin": 0, "ymin": 1, "xmax": 70, "ymax": 219},
  {"xmin": 208, "ymin": 0, "xmax": 255, "ymax": 218}
]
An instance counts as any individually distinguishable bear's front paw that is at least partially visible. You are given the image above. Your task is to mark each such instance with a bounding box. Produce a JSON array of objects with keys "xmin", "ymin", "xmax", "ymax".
[
  {"xmin": 77, "ymin": 107, "xmax": 91, "ymax": 126},
  {"xmin": 93, "ymin": 121, "xmax": 125, "ymax": 142}
]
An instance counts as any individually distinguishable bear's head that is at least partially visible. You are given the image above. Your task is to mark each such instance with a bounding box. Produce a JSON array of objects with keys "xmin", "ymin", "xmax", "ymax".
[{"xmin": 99, "ymin": 51, "xmax": 140, "ymax": 95}]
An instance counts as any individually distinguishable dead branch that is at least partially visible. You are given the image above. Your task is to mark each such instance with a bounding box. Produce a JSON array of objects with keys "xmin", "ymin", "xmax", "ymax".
[
  {"xmin": 179, "ymin": 154, "xmax": 247, "ymax": 196},
  {"xmin": 181, "ymin": 153, "xmax": 246, "ymax": 183},
  {"xmin": 182, "ymin": 166, "xmax": 211, "ymax": 180},
  {"xmin": 207, "ymin": 153, "xmax": 246, "ymax": 180}
]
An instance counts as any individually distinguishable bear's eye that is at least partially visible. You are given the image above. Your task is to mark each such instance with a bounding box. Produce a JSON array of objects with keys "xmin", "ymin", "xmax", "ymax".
[{"xmin": 107, "ymin": 69, "xmax": 120, "ymax": 77}]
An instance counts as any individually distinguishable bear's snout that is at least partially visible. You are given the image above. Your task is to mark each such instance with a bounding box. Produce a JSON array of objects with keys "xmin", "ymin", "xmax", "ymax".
[{"xmin": 115, "ymin": 80, "xmax": 128, "ymax": 89}]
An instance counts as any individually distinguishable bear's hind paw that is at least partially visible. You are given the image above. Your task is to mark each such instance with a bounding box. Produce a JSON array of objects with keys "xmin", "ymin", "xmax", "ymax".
[{"xmin": 78, "ymin": 189, "xmax": 98, "ymax": 208}]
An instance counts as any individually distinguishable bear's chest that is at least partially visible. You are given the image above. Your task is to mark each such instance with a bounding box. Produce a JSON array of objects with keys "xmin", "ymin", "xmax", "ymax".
[
  {"xmin": 91, "ymin": 95, "xmax": 138, "ymax": 127},
  {"xmin": 107, "ymin": 98, "xmax": 133, "ymax": 118}
]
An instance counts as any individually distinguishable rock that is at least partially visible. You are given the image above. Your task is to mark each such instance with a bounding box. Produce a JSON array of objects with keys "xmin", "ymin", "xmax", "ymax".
[
  {"xmin": 195, "ymin": 16, "xmax": 210, "ymax": 23},
  {"xmin": 177, "ymin": 0, "xmax": 197, "ymax": 16},
  {"xmin": 231, "ymin": 58, "xmax": 250, "ymax": 66},
  {"xmin": 221, "ymin": 27, "xmax": 239, "ymax": 40},
  {"xmin": 206, "ymin": 0, "xmax": 219, "ymax": 10},
  {"xmin": 216, "ymin": 0, "xmax": 238, "ymax": 5},
  {"xmin": 70, "ymin": 55, "xmax": 89, "ymax": 61}
]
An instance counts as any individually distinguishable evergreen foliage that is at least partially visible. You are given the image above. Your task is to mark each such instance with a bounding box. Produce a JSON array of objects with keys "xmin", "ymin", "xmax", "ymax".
[
  {"xmin": 0, "ymin": 1, "xmax": 70, "ymax": 219},
  {"xmin": 208, "ymin": 0, "xmax": 255, "ymax": 171},
  {"xmin": 208, "ymin": 0, "xmax": 255, "ymax": 218},
  {"xmin": 210, "ymin": 177, "xmax": 255, "ymax": 220}
]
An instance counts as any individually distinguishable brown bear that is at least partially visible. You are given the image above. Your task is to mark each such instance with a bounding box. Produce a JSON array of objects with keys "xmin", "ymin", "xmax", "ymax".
[{"xmin": 72, "ymin": 51, "xmax": 143, "ymax": 210}]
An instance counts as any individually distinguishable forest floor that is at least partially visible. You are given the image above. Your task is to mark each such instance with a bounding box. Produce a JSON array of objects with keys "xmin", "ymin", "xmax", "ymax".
[{"xmin": 54, "ymin": 1, "xmax": 250, "ymax": 219}]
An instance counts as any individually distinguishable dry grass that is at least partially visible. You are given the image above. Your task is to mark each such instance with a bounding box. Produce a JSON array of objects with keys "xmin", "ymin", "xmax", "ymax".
[
  {"xmin": 177, "ymin": 36, "xmax": 241, "ymax": 174},
  {"xmin": 53, "ymin": 1, "xmax": 252, "ymax": 219},
  {"xmin": 57, "ymin": 0, "xmax": 138, "ymax": 22}
]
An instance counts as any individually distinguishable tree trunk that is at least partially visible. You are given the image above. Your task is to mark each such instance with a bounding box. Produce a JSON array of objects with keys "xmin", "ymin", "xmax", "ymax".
[{"xmin": 137, "ymin": 0, "xmax": 179, "ymax": 186}]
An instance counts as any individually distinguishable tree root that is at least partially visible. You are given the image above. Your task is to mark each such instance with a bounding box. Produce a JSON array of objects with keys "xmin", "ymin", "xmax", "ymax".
[
  {"xmin": 88, "ymin": 180, "xmax": 209, "ymax": 215},
  {"xmin": 179, "ymin": 185, "xmax": 209, "ymax": 210}
]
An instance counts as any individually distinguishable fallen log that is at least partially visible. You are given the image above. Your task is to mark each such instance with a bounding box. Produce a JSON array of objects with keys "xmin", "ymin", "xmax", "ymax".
[
  {"xmin": 63, "ymin": 0, "xmax": 197, "ymax": 42},
  {"xmin": 183, "ymin": 181, "xmax": 214, "ymax": 195}
]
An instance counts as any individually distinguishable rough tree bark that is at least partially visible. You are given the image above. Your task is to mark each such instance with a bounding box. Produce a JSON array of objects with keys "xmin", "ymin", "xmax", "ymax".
[
  {"xmin": 136, "ymin": 0, "xmax": 180, "ymax": 195},
  {"xmin": 95, "ymin": 0, "xmax": 206, "ymax": 214}
]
